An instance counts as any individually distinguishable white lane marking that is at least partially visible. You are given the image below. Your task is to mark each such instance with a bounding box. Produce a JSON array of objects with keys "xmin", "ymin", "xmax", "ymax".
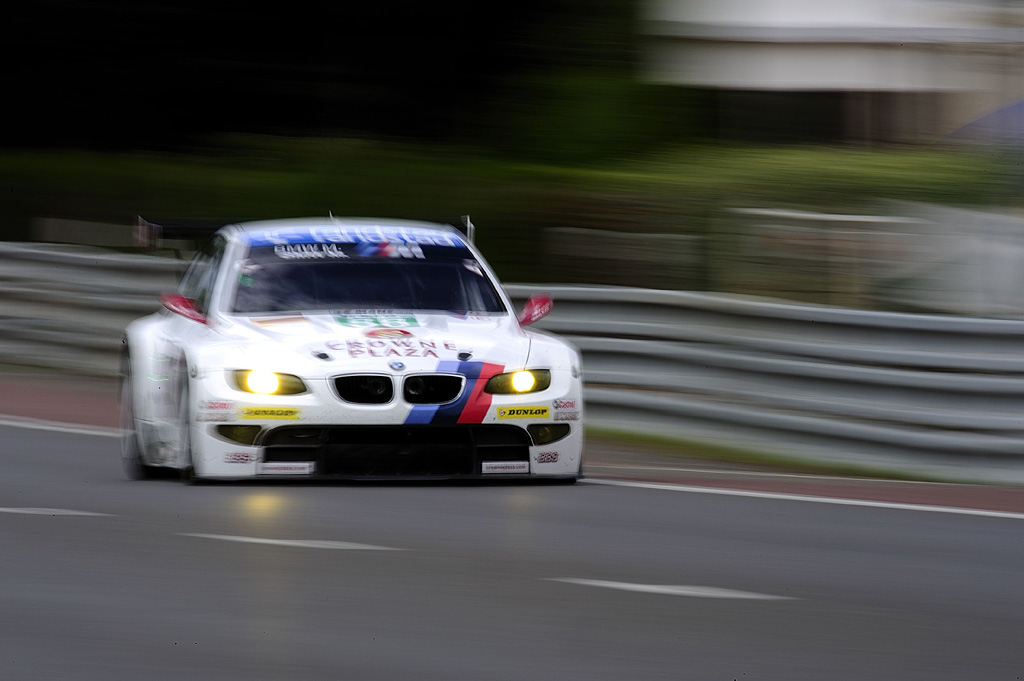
[
  {"xmin": 584, "ymin": 479, "xmax": 1024, "ymax": 521},
  {"xmin": 587, "ymin": 462, "xmax": 930, "ymax": 484},
  {"xmin": 180, "ymin": 533, "xmax": 404, "ymax": 551},
  {"xmin": 0, "ymin": 507, "xmax": 111, "ymax": 516},
  {"xmin": 0, "ymin": 415, "xmax": 119, "ymax": 438},
  {"xmin": 547, "ymin": 578, "xmax": 793, "ymax": 600}
]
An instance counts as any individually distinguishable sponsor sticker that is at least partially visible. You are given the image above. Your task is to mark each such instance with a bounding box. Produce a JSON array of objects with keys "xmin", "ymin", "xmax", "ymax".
[
  {"xmin": 365, "ymin": 328, "xmax": 414, "ymax": 339},
  {"xmin": 482, "ymin": 461, "xmax": 530, "ymax": 474},
  {"xmin": 256, "ymin": 462, "xmax": 315, "ymax": 475},
  {"xmin": 554, "ymin": 399, "xmax": 577, "ymax": 410},
  {"xmin": 553, "ymin": 411, "xmax": 579, "ymax": 421},
  {"xmin": 273, "ymin": 243, "xmax": 349, "ymax": 259},
  {"xmin": 535, "ymin": 451, "xmax": 559, "ymax": 464},
  {"xmin": 337, "ymin": 309, "xmax": 414, "ymax": 315},
  {"xmin": 201, "ymin": 400, "xmax": 235, "ymax": 411},
  {"xmin": 197, "ymin": 413, "xmax": 234, "ymax": 422},
  {"xmin": 240, "ymin": 407, "xmax": 300, "ymax": 420},
  {"xmin": 326, "ymin": 338, "xmax": 458, "ymax": 359},
  {"xmin": 496, "ymin": 406, "xmax": 550, "ymax": 420},
  {"xmin": 197, "ymin": 400, "xmax": 236, "ymax": 422},
  {"xmin": 355, "ymin": 241, "xmax": 425, "ymax": 259},
  {"xmin": 224, "ymin": 451, "xmax": 257, "ymax": 464},
  {"xmin": 335, "ymin": 314, "xmax": 419, "ymax": 328}
]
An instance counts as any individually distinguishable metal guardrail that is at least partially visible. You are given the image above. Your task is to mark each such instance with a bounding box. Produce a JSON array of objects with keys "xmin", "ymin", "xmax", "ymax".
[
  {"xmin": 728, "ymin": 204, "xmax": 1024, "ymax": 316},
  {"xmin": 0, "ymin": 242, "xmax": 186, "ymax": 374},
  {"xmin": 2, "ymin": 242, "xmax": 1024, "ymax": 483}
]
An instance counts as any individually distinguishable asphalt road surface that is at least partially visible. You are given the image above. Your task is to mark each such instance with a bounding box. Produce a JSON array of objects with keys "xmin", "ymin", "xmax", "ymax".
[{"xmin": 2, "ymin": 419, "xmax": 1023, "ymax": 681}]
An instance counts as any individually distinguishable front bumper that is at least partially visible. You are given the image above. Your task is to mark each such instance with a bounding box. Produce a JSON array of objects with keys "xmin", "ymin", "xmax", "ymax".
[{"xmin": 188, "ymin": 371, "xmax": 583, "ymax": 479}]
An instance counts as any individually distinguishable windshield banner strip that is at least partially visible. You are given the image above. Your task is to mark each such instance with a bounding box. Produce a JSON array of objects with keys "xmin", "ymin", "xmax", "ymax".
[{"xmin": 247, "ymin": 225, "xmax": 466, "ymax": 248}]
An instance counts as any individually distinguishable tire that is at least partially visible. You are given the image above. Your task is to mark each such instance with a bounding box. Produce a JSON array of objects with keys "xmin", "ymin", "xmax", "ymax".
[
  {"xmin": 120, "ymin": 348, "xmax": 156, "ymax": 480},
  {"xmin": 178, "ymin": 375, "xmax": 200, "ymax": 484}
]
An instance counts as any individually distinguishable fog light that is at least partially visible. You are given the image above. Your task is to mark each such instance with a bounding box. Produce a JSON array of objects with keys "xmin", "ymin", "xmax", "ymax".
[
  {"xmin": 216, "ymin": 425, "xmax": 261, "ymax": 445},
  {"xmin": 528, "ymin": 423, "xmax": 570, "ymax": 445}
]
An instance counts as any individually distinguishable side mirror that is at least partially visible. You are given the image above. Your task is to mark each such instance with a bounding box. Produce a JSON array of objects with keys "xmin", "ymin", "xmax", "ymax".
[
  {"xmin": 518, "ymin": 294, "xmax": 552, "ymax": 326},
  {"xmin": 160, "ymin": 292, "xmax": 208, "ymax": 325}
]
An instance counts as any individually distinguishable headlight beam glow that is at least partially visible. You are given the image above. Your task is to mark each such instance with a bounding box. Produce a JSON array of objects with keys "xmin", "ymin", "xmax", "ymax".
[
  {"xmin": 246, "ymin": 370, "xmax": 280, "ymax": 395},
  {"xmin": 484, "ymin": 369, "xmax": 551, "ymax": 395},
  {"xmin": 511, "ymin": 371, "xmax": 536, "ymax": 392},
  {"xmin": 231, "ymin": 370, "xmax": 308, "ymax": 395}
]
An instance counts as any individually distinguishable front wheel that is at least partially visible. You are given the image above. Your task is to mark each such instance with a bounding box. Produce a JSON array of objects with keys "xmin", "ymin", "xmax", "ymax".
[
  {"xmin": 120, "ymin": 349, "xmax": 156, "ymax": 480},
  {"xmin": 178, "ymin": 376, "xmax": 201, "ymax": 484}
]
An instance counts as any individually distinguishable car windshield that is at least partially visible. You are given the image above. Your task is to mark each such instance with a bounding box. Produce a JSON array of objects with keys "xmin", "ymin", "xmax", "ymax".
[{"xmin": 231, "ymin": 244, "xmax": 506, "ymax": 314}]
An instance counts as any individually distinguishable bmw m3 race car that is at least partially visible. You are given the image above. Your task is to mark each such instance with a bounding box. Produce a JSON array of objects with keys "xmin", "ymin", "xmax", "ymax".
[{"xmin": 120, "ymin": 217, "xmax": 583, "ymax": 482}]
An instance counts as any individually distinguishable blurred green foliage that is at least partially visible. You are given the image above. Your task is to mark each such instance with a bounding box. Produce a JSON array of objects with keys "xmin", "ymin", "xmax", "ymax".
[
  {"xmin": 0, "ymin": 136, "xmax": 1016, "ymax": 284},
  {"xmin": 8, "ymin": 0, "xmax": 1021, "ymax": 301}
]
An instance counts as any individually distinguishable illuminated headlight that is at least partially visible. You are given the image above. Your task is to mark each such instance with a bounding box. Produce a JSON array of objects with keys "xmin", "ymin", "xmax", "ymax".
[
  {"xmin": 484, "ymin": 369, "xmax": 551, "ymax": 394},
  {"xmin": 231, "ymin": 370, "xmax": 307, "ymax": 395}
]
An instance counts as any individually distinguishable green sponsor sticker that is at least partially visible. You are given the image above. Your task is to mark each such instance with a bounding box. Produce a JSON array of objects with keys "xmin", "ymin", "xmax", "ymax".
[{"xmin": 334, "ymin": 315, "xmax": 419, "ymax": 328}]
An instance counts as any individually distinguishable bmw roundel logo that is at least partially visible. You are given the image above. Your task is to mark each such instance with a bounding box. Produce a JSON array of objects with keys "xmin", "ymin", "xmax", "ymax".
[{"xmin": 389, "ymin": 361, "xmax": 406, "ymax": 371}]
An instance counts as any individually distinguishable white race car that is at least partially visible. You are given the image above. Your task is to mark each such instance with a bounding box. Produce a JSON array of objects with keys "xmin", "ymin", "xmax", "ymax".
[{"xmin": 120, "ymin": 217, "xmax": 583, "ymax": 482}]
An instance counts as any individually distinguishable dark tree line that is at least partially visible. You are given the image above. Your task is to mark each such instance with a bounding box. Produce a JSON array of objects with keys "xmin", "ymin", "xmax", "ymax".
[{"xmin": 5, "ymin": 0, "xmax": 637, "ymax": 151}]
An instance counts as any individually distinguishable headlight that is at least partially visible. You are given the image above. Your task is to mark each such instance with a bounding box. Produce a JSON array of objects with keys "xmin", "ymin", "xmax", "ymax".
[
  {"xmin": 484, "ymin": 369, "xmax": 551, "ymax": 394},
  {"xmin": 231, "ymin": 370, "xmax": 307, "ymax": 395}
]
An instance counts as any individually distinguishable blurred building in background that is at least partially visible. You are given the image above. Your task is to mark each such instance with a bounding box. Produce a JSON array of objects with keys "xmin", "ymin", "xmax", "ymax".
[{"xmin": 641, "ymin": 0, "xmax": 1024, "ymax": 143}]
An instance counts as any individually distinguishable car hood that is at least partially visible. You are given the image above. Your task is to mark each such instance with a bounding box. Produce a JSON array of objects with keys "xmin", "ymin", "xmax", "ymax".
[{"xmin": 214, "ymin": 311, "xmax": 530, "ymax": 375}]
